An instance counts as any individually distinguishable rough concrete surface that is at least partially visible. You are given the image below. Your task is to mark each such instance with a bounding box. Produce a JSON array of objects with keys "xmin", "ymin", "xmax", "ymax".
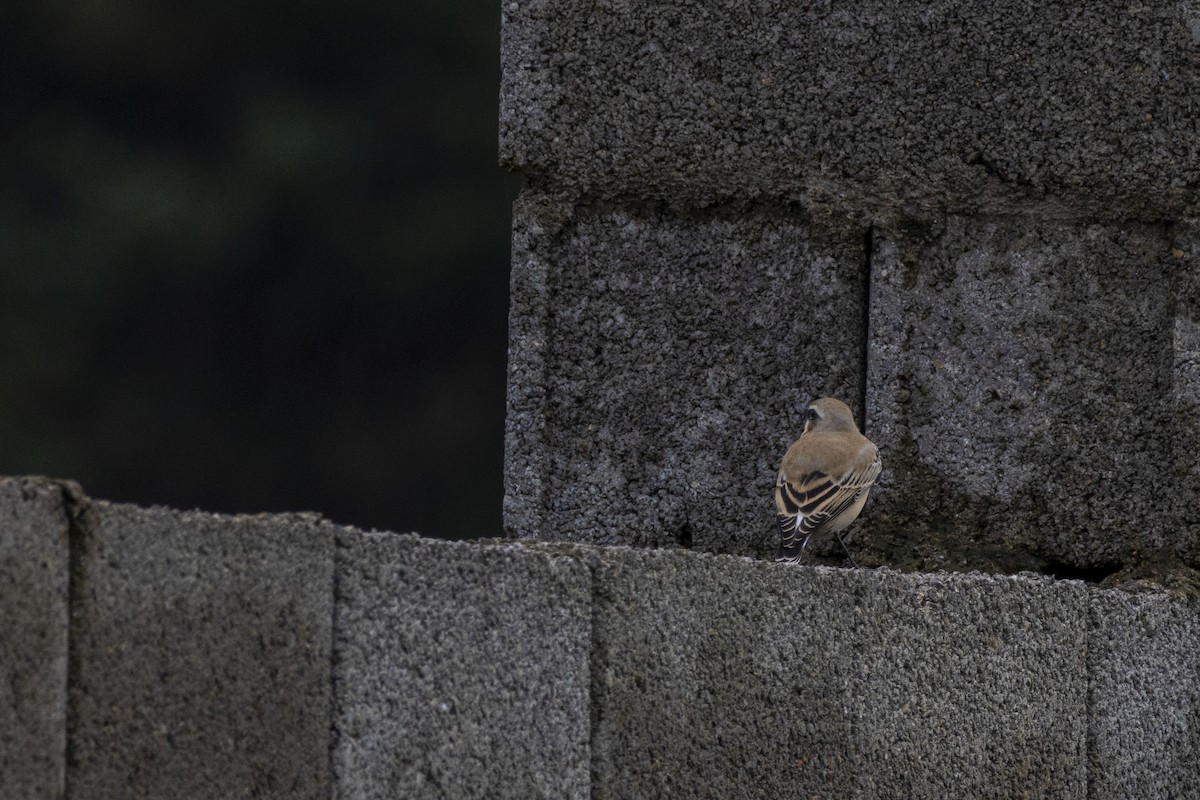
[
  {"xmin": 67, "ymin": 502, "xmax": 335, "ymax": 800},
  {"xmin": 501, "ymin": 0, "xmax": 1200, "ymax": 218},
  {"xmin": 847, "ymin": 569, "xmax": 1087, "ymax": 799},
  {"xmin": 864, "ymin": 217, "xmax": 1179, "ymax": 574},
  {"xmin": 0, "ymin": 477, "xmax": 69, "ymax": 800},
  {"xmin": 4, "ymin": 473, "xmax": 1200, "ymax": 798},
  {"xmin": 1172, "ymin": 222, "xmax": 1200, "ymax": 563},
  {"xmin": 1088, "ymin": 589, "xmax": 1200, "ymax": 798},
  {"xmin": 591, "ymin": 550, "xmax": 1087, "ymax": 799},
  {"xmin": 332, "ymin": 530, "xmax": 591, "ymax": 800},
  {"xmin": 590, "ymin": 550, "xmax": 861, "ymax": 799},
  {"xmin": 505, "ymin": 195, "xmax": 866, "ymax": 557}
]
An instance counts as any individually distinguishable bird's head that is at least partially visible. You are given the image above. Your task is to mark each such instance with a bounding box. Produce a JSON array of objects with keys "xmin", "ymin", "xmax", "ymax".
[{"xmin": 803, "ymin": 397, "xmax": 860, "ymax": 435}]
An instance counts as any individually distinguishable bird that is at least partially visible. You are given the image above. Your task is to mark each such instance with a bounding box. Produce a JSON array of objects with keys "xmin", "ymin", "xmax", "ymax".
[{"xmin": 774, "ymin": 397, "xmax": 881, "ymax": 565}]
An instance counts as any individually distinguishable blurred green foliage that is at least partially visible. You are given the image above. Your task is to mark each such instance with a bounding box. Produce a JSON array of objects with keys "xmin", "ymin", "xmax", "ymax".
[{"xmin": 1, "ymin": 0, "xmax": 518, "ymax": 537}]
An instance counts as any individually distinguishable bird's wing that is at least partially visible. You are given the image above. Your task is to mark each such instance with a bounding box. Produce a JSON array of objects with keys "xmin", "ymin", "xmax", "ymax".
[{"xmin": 774, "ymin": 441, "xmax": 881, "ymax": 556}]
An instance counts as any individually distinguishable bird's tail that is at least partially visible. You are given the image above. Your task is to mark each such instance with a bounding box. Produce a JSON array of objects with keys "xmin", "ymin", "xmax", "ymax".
[{"xmin": 775, "ymin": 515, "xmax": 808, "ymax": 562}]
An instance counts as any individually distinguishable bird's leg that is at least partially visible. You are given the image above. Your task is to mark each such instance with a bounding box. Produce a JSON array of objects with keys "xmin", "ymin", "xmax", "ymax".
[{"xmin": 834, "ymin": 532, "xmax": 858, "ymax": 569}]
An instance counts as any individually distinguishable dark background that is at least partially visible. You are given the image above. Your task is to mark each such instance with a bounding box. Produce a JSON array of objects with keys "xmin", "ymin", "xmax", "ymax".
[{"xmin": 1, "ymin": 0, "xmax": 517, "ymax": 539}]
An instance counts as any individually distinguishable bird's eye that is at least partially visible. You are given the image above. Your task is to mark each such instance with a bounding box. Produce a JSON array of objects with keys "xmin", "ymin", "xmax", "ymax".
[{"xmin": 806, "ymin": 408, "xmax": 819, "ymax": 422}]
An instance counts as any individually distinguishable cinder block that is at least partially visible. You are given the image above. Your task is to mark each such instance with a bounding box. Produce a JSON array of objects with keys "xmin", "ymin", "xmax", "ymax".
[
  {"xmin": 501, "ymin": 0, "xmax": 1200, "ymax": 218},
  {"xmin": 591, "ymin": 550, "xmax": 1087, "ymax": 799},
  {"xmin": 0, "ymin": 477, "xmax": 70, "ymax": 800},
  {"xmin": 865, "ymin": 217, "xmax": 1177, "ymax": 573},
  {"xmin": 505, "ymin": 195, "xmax": 867, "ymax": 556},
  {"xmin": 590, "ymin": 551, "xmax": 860, "ymax": 799},
  {"xmin": 68, "ymin": 503, "xmax": 335, "ymax": 800},
  {"xmin": 847, "ymin": 570, "xmax": 1088, "ymax": 799},
  {"xmin": 332, "ymin": 531, "xmax": 591, "ymax": 800},
  {"xmin": 1088, "ymin": 589, "xmax": 1200, "ymax": 798}
]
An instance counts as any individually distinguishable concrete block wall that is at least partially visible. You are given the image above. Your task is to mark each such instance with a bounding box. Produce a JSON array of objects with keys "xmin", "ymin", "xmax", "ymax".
[
  {"xmin": 588, "ymin": 549, "xmax": 1091, "ymax": 799},
  {"xmin": 1, "ymin": 478, "xmax": 68, "ymax": 799},
  {"xmin": 866, "ymin": 220, "xmax": 1188, "ymax": 573},
  {"xmin": 68, "ymin": 499, "xmax": 335, "ymax": 798},
  {"xmin": 333, "ymin": 529, "xmax": 592, "ymax": 798},
  {"xmin": 499, "ymin": 0, "xmax": 1200, "ymax": 217},
  {"xmin": 500, "ymin": 0, "xmax": 1200, "ymax": 580},
  {"xmin": 5, "ymin": 475, "xmax": 1198, "ymax": 798},
  {"xmin": 505, "ymin": 201, "xmax": 867, "ymax": 555}
]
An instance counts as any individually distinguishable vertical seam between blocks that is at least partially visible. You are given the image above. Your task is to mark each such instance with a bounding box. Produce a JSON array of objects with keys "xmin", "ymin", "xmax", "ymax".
[
  {"xmin": 328, "ymin": 531, "xmax": 344, "ymax": 800},
  {"xmin": 860, "ymin": 225, "xmax": 874, "ymax": 434},
  {"xmin": 1083, "ymin": 590, "xmax": 1095, "ymax": 800},
  {"xmin": 586, "ymin": 557, "xmax": 605, "ymax": 800},
  {"xmin": 57, "ymin": 481, "xmax": 94, "ymax": 800}
]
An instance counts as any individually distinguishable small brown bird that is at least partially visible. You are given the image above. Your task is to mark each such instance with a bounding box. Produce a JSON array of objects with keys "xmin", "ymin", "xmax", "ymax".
[{"xmin": 775, "ymin": 397, "xmax": 881, "ymax": 564}]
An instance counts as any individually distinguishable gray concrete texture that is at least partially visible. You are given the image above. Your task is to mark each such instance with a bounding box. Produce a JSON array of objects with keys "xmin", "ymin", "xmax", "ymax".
[
  {"xmin": 0, "ymin": 477, "xmax": 70, "ymax": 800},
  {"xmin": 592, "ymin": 550, "xmax": 1088, "ymax": 799},
  {"xmin": 67, "ymin": 501, "xmax": 335, "ymax": 800},
  {"xmin": 3, "ymin": 479, "xmax": 1199, "ymax": 797},
  {"xmin": 332, "ymin": 530, "xmax": 591, "ymax": 800},
  {"xmin": 505, "ymin": 199, "xmax": 1200, "ymax": 577},
  {"xmin": 1089, "ymin": 588, "xmax": 1200, "ymax": 798},
  {"xmin": 1172, "ymin": 223, "xmax": 1200, "ymax": 563},
  {"xmin": 863, "ymin": 216, "xmax": 1192, "ymax": 573},
  {"xmin": 499, "ymin": 0, "xmax": 1200, "ymax": 583},
  {"xmin": 505, "ymin": 195, "xmax": 866, "ymax": 557},
  {"xmin": 501, "ymin": 0, "xmax": 1200, "ymax": 220}
]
